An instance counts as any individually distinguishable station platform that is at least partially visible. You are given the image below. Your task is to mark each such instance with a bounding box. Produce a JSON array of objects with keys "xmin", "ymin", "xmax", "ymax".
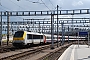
[{"xmin": 58, "ymin": 44, "xmax": 90, "ymax": 60}]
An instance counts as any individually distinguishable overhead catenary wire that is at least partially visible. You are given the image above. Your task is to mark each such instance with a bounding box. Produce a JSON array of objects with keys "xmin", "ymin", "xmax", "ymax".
[
  {"xmin": 26, "ymin": 0, "xmax": 52, "ymax": 12},
  {"xmin": 37, "ymin": 0, "xmax": 39, "ymax": 2},
  {"xmin": 26, "ymin": 0, "xmax": 39, "ymax": 3},
  {"xmin": 0, "ymin": 0, "xmax": 2, "ymax": 6},
  {"xmin": 0, "ymin": 0, "xmax": 13, "ymax": 11},
  {"xmin": 26, "ymin": 0, "xmax": 43, "ymax": 4},
  {"xmin": 0, "ymin": 0, "xmax": 10, "ymax": 11},
  {"xmin": 0, "ymin": 5, "xmax": 6, "ymax": 11},
  {"xmin": 0, "ymin": 0, "xmax": 25, "ymax": 23},
  {"xmin": 26, "ymin": 0, "xmax": 34, "ymax": 3},
  {"xmin": 48, "ymin": 0, "xmax": 55, "ymax": 9},
  {"xmin": 41, "ymin": 0, "xmax": 52, "ymax": 12},
  {"xmin": 9, "ymin": 0, "xmax": 25, "ymax": 10},
  {"xmin": 0, "ymin": 0, "xmax": 33, "ymax": 11},
  {"xmin": 0, "ymin": 5, "xmax": 12, "ymax": 11},
  {"xmin": 1, "ymin": 5, "xmax": 11, "ymax": 11}
]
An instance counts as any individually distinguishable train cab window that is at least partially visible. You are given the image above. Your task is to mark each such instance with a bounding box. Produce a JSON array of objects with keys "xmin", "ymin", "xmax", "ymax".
[{"xmin": 14, "ymin": 31, "xmax": 24, "ymax": 37}]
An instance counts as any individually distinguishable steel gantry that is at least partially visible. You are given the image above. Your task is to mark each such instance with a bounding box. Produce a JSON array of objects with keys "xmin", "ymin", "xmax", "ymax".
[
  {"xmin": 2, "ymin": 18, "xmax": 90, "ymax": 34},
  {"xmin": 1, "ymin": 9, "xmax": 90, "ymax": 48},
  {"xmin": 2, "ymin": 17, "xmax": 90, "ymax": 30},
  {"xmin": 0, "ymin": 9, "xmax": 90, "ymax": 16},
  {"xmin": 2, "ymin": 18, "xmax": 90, "ymax": 25}
]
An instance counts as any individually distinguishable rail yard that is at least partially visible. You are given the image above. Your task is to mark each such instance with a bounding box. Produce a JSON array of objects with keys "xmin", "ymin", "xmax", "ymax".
[
  {"xmin": 0, "ymin": 1, "xmax": 90, "ymax": 60},
  {"xmin": 0, "ymin": 39, "xmax": 88, "ymax": 60}
]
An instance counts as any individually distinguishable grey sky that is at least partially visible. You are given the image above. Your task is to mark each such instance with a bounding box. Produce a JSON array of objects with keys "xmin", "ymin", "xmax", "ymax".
[
  {"xmin": 0, "ymin": 0, "xmax": 90, "ymax": 21},
  {"xmin": 0, "ymin": 0, "xmax": 90, "ymax": 11}
]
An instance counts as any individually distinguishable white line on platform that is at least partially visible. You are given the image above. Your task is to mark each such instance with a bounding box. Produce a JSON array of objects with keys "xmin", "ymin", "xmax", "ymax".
[
  {"xmin": 70, "ymin": 45, "xmax": 76, "ymax": 60},
  {"xmin": 58, "ymin": 45, "xmax": 72, "ymax": 60}
]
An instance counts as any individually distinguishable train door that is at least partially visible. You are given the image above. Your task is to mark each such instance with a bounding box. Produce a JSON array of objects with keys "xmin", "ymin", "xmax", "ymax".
[
  {"xmin": 26, "ymin": 34, "xmax": 33, "ymax": 44},
  {"xmin": 40, "ymin": 35, "xmax": 43, "ymax": 44},
  {"xmin": 33, "ymin": 35, "xmax": 41, "ymax": 44}
]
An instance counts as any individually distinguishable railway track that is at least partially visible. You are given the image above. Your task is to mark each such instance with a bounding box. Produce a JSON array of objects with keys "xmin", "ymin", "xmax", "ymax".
[
  {"xmin": 0, "ymin": 41, "xmax": 71, "ymax": 53},
  {"xmin": 0, "ymin": 43, "xmax": 55, "ymax": 60},
  {"xmin": 38, "ymin": 44, "xmax": 70, "ymax": 60},
  {"xmin": 1, "ymin": 43, "xmax": 73, "ymax": 60},
  {"xmin": 38, "ymin": 40, "xmax": 88, "ymax": 60},
  {"xmin": 0, "ymin": 44, "xmax": 13, "ymax": 53},
  {"xmin": 0, "ymin": 42, "xmax": 47, "ymax": 53},
  {"xmin": 0, "ymin": 42, "xmax": 72, "ymax": 60},
  {"xmin": 0, "ymin": 40, "xmax": 88, "ymax": 60}
]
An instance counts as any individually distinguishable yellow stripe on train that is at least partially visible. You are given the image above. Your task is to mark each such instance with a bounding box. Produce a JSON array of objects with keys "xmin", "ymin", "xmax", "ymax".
[
  {"xmin": 23, "ymin": 31, "xmax": 26, "ymax": 39},
  {"xmin": 13, "ymin": 31, "xmax": 26, "ymax": 40}
]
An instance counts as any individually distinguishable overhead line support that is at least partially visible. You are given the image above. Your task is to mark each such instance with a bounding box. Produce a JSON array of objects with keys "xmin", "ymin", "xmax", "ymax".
[
  {"xmin": 7, "ymin": 11, "xmax": 10, "ymax": 46},
  {"xmin": 57, "ymin": 5, "xmax": 59, "ymax": 47},
  {"xmin": 0, "ymin": 12, "xmax": 2, "ymax": 46}
]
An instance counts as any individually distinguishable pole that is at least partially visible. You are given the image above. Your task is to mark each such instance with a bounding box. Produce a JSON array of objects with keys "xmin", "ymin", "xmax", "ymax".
[
  {"xmin": 23, "ymin": 19, "xmax": 24, "ymax": 25},
  {"xmin": 63, "ymin": 27, "xmax": 65, "ymax": 44},
  {"xmin": 78, "ymin": 32, "xmax": 79, "ymax": 47},
  {"xmin": 72, "ymin": 15, "xmax": 73, "ymax": 38},
  {"xmin": 7, "ymin": 11, "xmax": 10, "ymax": 46},
  {"xmin": 68, "ymin": 26, "xmax": 69, "ymax": 43},
  {"xmin": 27, "ymin": 21, "xmax": 29, "ymax": 31},
  {"xmin": 17, "ymin": 22, "xmax": 19, "ymax": 31},
  {"xmin": 88, "ymin": 32, "xmax": 89, "ymax": 48},
  {"xmin": 33, "ymin": 20, "xmax": 34, "ymax": 32},
  {"xmin": 0, "ymin": 12, "xmax": 2, "ymax": 46},
  {"xmin": 42, "ymin": 21, "xmax": 44, "ymax": 33},
  {"xmin": 11, "ymin": 23, "xmax": 13, "ymax": 35},
  {"xmin": 39, "ymin": 21, "xmax": 40, "ymax": 33},
  {"xmin": 57, "ymin": 5, "xmax": 59, "ymax": 47},
  {"xmin": 61, "ymin": 22, "xmax": 64, "ymax": 45},
  {"xmin": 51, "ymin": 13, "xmax": 54, "ymax": 49}
]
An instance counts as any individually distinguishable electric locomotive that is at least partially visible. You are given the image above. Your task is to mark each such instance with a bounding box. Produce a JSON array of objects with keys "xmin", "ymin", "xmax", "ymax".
[{"xmin": 12, "ymin": 31, "xmax": 47, "ymax": 47}]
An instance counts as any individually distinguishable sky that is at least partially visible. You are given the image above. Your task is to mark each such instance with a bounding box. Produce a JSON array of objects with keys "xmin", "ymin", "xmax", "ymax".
[
  {"xmin": 0, "ymin": 0, "xmax": 90, "ymax": 11},
  {"xmin": 0, "ymin": 0, "xmax": 90, "ymax": 21}
]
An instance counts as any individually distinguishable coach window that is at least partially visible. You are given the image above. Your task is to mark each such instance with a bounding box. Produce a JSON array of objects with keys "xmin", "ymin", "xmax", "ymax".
[
  {"xmin": 47, "ymin": 37, "xmax": 49, "ymax": 39},
  {"xmin": 33, "ymin": 35, "xmax": 40, "ymax": 39},
  {"xmin": 27, "ymin": 34, "xmax": 32, "ymax": 39},
  {"xmin": 55, "ymin": 37, "xmax": 56, "ymax": 39},
  {"xmin": 40, "ymin": 35, "xmax": 43, "ymax": 39},
  {"xmin": 47, "ymin": 36, "xmax": 51, "ymax": 39},
  {"xmin": 49, "ymin": 37, "xmax": 50, "ymax": 39}
]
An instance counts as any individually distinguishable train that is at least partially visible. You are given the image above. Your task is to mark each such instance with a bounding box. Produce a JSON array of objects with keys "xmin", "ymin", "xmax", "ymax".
[
  {"xmin": 12, "ymin": 31, "xmax": 86, "ymax": 47},
  {"xmin": 12, "ymin": 31, "xmax": 60, "ymax": 47}
]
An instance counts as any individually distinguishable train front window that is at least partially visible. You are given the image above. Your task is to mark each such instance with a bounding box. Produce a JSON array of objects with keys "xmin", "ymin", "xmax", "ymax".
[{"xmin": 14, "ymin": 31, "xmax": 24, "ymax": 37}]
